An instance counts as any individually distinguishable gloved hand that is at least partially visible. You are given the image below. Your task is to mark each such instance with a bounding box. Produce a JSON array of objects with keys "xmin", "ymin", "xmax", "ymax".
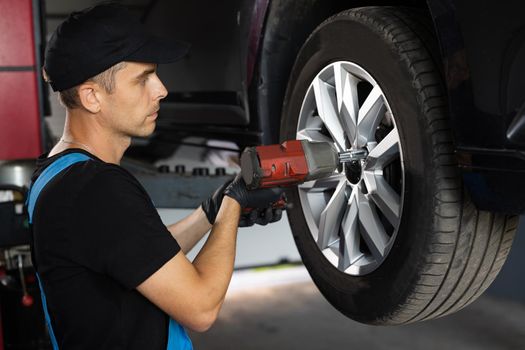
[
  {"xmin": 201, "ymin": 180, "xmax": 232, "ymax": 225},
  {"xmin": 202, "ymin": 174, "xmax": 286, "ymax": 226},
  {"xmin": 239, "ymin": 207, "xmax": 284, "ymax": 227},
  {"xmin": 223, "ymin": 173, "xmax": 284, "ymax": 209}
]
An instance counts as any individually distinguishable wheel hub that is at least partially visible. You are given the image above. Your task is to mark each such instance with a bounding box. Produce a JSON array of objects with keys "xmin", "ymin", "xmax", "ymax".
[
  {"xmin": 340, "ymin": 148, "xmax": 368, "ymax": 184},
  {"xmin": 345, "ymin": 161, "xmax": 361, "ymax": 184}
]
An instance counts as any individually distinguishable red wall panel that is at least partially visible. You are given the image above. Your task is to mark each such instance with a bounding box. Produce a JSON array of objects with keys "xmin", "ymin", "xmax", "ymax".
[
  {"xmin": 0, "ymin": 72, "xmax": 42, "ymax": 159},
  {"xmin": 0, "ymin": 0, "xmax": 35, "ymax": 66},
  {"xmin": 0, "ymin": 0, "xmax": 42, "ymax": 159}
]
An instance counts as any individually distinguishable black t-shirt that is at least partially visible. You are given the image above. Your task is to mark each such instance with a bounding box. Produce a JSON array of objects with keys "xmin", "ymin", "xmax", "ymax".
[{"xmin": 30, "ymin": 148, "xmax": 182, "ymax": 349}]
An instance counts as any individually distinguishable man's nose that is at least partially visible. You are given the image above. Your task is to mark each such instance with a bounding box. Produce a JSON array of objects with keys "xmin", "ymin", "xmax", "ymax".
[{"xmin": 152, "ymin": 74, "xmax": 168, "ymax": 100}]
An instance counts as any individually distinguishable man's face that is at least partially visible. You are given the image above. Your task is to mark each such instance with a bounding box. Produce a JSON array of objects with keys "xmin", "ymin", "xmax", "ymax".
[{"xmin": 98, "ymin": 62, "xmax": 168, "ymax": 138}]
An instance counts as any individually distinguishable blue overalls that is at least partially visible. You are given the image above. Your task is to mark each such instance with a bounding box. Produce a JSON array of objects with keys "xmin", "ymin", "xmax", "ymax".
[{"xmin": 26, "ymin": 152, "xmax": 192, "ymax": 350}]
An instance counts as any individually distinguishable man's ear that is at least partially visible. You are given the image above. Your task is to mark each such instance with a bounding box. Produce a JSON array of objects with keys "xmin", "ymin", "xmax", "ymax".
[
  {"xmin": 77, "ymin": 82, "xmax": 101, "ymax": 113},
  {"xmin": 42, "ymin": 68, "xmax": 51, "ymax": 83}
]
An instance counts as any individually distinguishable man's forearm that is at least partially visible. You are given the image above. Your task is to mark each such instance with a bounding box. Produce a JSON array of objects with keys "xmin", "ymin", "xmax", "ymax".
[
  {"xmin": 191, "ymin": 196, "xmax": 241, "ymax": 312},
  {"xmin": 166, "ymin": 207, "xmax": 212, "ymax": 254},
  {"xmin": 136, "ymin": 197, "xmax": 241, "ymax": 331}
]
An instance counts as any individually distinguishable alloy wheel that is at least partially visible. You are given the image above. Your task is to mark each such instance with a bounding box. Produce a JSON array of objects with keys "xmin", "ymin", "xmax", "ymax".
[{"xmin": 296, "ymin": 61, "xmax": 405, "ymax": 275}]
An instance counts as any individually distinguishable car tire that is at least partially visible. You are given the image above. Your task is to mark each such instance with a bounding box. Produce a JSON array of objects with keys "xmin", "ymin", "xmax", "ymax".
[{"xmin": 280, "ymin": 6, "xmax": 518, "ymax": 325}]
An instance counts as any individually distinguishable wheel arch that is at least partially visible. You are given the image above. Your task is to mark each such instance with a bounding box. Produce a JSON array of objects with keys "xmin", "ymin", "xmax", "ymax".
[
  {"xmin": 250, "ymin": 0, "xmax": 439, "ymax": 145},
  {"xmin": 252, "ymin": 0, "xmax": 525, "ymax": 214}
]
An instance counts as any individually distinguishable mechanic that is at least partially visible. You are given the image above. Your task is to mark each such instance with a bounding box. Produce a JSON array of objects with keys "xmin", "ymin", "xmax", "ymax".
[{"xmin": 28, "ymin": 3, "xmax": 283, "ymax": 349}]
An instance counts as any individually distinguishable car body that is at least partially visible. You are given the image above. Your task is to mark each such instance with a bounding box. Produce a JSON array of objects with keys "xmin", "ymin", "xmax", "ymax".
[{"xmin": 124, "ymin": 0, "xmax": 525, "ymax": 215}]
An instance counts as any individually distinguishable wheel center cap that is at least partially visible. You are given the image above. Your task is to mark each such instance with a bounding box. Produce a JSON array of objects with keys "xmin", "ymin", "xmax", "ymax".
[
  {"xmin": 345, "ymin": 161, "xmax": 362, "ymax": 184},
  {"xmin": 340, "ymin": 148, "xmax": 368, "ymax": 184}
]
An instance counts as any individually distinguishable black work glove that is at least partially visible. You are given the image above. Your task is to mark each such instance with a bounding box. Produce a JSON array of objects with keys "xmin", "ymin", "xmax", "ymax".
[
  {"xmin": 201, "ymin": 179, "xmax": 232, "ymax": 225},
  {"xmin": 223, "ymin": 174, "xmax": 284, "ymax": 209},
  {"xmin": 203, "ymin": 174, "xmax": 286, "ymax": 227},
  {"xmin": 239, "ymin": 207, "xmax": 284, "ymax": 227}
]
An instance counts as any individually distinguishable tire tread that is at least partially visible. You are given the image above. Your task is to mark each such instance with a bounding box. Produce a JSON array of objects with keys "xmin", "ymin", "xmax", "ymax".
[
  {"xmin": 285, "ymin": 5, "xmax": 518, "ymax": 326},
  {"xmin": 332, "ymin": 6, "xmax": 517, "ymax": 324}
]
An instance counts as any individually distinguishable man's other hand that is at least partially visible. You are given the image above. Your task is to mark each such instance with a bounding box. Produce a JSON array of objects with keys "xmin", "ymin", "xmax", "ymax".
[
  {"xmin": 201, "ymin": 180, "xmax": 232, "ymax": 225},
  {"xmin": 202, "ymin": 174, "xmax": 286, "ymax": 227},
  {"xmin": 239, "ymin": 207, "xmax": 283, "ymax": 227}
]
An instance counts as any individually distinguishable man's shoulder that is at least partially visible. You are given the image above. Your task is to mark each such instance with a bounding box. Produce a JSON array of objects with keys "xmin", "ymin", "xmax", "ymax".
[
  {"xmin": 33, "ymin": 149, "xmax": 149, "ymax": 208},
  {"xmin": 40, "ymin": 156, "xmax": 137, "ymax": 196},
  {"xmin": 72, "ymin": 160, "xmax": 141, "ymax": 194},
  {"xmin": 71, "ymin": 161, "xmax": 154, "ymax": 219},
  {"xmin": 34, "ymin": 149, "xmax": 130, "ymax": 182},
  {"xmin": 72, "ymin": 158, "xmax": 131, "ymax": 179}
]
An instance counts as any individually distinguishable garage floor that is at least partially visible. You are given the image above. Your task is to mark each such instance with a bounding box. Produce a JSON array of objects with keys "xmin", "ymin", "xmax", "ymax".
[{"xmin": 188, "ymin": 267, "xmax": 525, "ymax": 350}]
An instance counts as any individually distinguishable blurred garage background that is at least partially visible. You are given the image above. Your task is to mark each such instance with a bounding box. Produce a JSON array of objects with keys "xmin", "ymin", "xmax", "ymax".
[{"xmin": 1, "ymin": 0, "xmax": 524, "ymax": 349}]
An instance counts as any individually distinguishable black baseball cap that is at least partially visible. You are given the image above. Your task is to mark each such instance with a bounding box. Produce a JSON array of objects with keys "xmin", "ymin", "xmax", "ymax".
[{"xmin": 44, "ymin": 3, "xmax": 189, "ymax": 92}]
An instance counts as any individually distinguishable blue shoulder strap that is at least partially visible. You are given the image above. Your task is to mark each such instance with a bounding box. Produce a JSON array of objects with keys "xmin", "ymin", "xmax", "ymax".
[
  {"xmin": 27, "ymin": 152, "xmax": 92, "ymax": 224},
  {"xmin": 26, "ymin": 152, "xmax": 92, "ymax": 350}
]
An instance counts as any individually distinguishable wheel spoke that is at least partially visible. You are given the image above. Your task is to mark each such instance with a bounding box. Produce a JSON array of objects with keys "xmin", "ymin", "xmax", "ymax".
[
  {"xmin": 357, "ymin": 190, "xmax": 389, "ymax": 260},
  {"xmin": 299, "ymin": 173, "xmax": 346, "ymax": 193},
  {"xmin": 312, "ymin": 77, "xmax": 346, "ymax": 151},
  {"xmin": 365, "ymin": 128, "xmax": 400, "ymax": 170},
  {"xmin": 317, "ymin": 179, "xmax": 347, "ymax": 250},
  {"xmin": 321, "ymin": 245, "xmax": 340, "ymax": 267},
  {"xmin": 339, "ymin": 188, "xmax": 363, "ymax": 271},
  {"xmin": 356, "ymin": 85, "xmax": 386, "ymax": 148},
  {"xmin": 334, "ymin": 63, "xmax": 359, "ymax": 145},
  {"xmin": 361, "ymin": 128, "xmax": 401, "ymax": 226},
  {"xmin": 362, "ymin": 171, "xmax": 401, "ymax": 227},
  {"xmin": 297, "ymin": 127, "xmax": 334, "ymax": 144}
]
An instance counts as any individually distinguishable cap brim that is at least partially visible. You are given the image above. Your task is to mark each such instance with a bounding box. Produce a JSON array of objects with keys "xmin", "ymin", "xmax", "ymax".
[{"xmin": 126, "ymin": 36, "xmax": 190, "ymax": 64}]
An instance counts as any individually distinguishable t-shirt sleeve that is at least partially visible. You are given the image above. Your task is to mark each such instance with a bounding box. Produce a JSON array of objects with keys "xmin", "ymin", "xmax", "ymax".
[{"xmin": 70, "ymin": 168, "xmax": 181, "ymax": 290}]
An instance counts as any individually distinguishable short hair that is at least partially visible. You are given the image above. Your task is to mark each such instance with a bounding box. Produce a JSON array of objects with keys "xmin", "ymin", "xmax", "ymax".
[{"xmin": 50, "ymin": 61, "xmax": 127, "ymax": 109}]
